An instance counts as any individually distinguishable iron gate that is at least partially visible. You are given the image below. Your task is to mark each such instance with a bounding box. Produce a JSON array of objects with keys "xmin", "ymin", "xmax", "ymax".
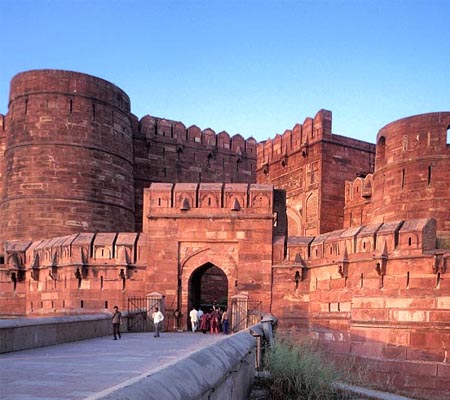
[
  {"xmin": 127, "ymin": 296, "xmax": 149, "ymax": 332},
  {"xmin": 127, "ymin": 296, "xmax": 164, "ymax": 332},
  {"xmin": 231, "ymin": 297, "xmax": 262, "ymax": 333}
]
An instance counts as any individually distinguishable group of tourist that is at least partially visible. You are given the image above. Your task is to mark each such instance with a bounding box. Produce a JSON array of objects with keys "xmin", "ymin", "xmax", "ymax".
[
  {"xmin": 111, "ymin": 304, "xmax": 229, "ymax": 339},
  {"xmin": 189, "ymin": 305, "xmax": 229, "ymax": 335}
]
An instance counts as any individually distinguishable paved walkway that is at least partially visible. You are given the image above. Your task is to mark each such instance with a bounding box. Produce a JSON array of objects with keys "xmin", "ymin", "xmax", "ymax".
[{"xmin": 0, "ymin": 332, "xmax": 226, "ymax": 400}]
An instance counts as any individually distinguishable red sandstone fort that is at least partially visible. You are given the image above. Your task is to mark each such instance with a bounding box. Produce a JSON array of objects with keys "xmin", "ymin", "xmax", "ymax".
[{"xmin": 0, "ymin": 70, "xmax": 449, "ymax": 397}]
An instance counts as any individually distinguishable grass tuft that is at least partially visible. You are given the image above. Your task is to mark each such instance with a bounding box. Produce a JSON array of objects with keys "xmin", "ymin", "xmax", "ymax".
[{"xmin": 265, "ymin": 336, "xmax": 350, "ymax": 400}]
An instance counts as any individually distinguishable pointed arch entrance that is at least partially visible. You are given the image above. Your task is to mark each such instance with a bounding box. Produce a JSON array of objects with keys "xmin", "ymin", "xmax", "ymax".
[
  {"xmin": 179, "ymin": 245, "xmax": 238, "ymax": 330},
  {"xmin": 188, "ymin": 262, "xmax": 228, "ymax": 311}
]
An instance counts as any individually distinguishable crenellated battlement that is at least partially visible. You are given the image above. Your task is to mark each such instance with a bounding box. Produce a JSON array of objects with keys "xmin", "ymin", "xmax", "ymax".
[
  {"xmin": 257, "ymin": 109, "xmax": 332, "ymax": 166},
  {"xmin": 345, "ymin": 174, "xmax": 373, "ymax": 206},
  {"xmin": 3, "ymin": 232, "xmax": 147, "ymax": 284},
  {"xmin": 138, "ymin": 115, "xmax": 257, "ymax": 157},
  {"xmin": 286, "ymin": 218, "xmax": 438, "ymax": 266},
  {"xmin": 143, "ymin": 182, "xmax": 274, "ymax": 226},
  {"xmin": 0, "ymin": 231, "xmax": 148, "ymax": 316}
]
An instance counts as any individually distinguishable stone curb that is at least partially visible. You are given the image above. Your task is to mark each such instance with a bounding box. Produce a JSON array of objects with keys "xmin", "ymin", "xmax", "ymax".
[{"xmin": 336, "ymin": 382, "xmax": 417, "ymax": 400}]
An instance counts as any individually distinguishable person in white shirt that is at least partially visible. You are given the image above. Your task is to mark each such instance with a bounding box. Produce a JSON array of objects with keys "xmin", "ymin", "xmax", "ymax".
[
  {"xmin": 151, "ymin": 306, "xmax": 164, "ymax": 338},
  {"xmin": 189, "ymin": 307, "xmax": 198, "ymax": 333}
]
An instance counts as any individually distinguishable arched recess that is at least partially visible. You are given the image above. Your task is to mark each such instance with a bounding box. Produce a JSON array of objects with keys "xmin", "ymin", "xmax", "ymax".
[
  {"xmin": 286, "ymin": 204, "xmax": 302, "ymax": 236},
  {"xmin": 377, "ymin": 136, "xmax": 386, "ymax": 160},
  {"xmin": 305, "ymin": 193, "xmax": 318, "ymax": 224},
  {"xmin": 180, "ymin": 247, "xmax": 237, "ymax": 329}
]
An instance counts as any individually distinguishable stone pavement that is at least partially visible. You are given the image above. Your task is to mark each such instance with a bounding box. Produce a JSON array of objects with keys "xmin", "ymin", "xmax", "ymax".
[{"xmin": 0, "ymin": 332, "xmax": 226, "ymax": 400}]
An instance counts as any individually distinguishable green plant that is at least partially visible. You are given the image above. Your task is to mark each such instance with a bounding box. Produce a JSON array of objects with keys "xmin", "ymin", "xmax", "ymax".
[{"xmin": 265, "ymin": 337, "xmax": 349, "ymax": 400}]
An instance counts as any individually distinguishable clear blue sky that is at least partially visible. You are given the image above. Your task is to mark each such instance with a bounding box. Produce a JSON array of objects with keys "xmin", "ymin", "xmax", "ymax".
[{"xmin": 1, "ymin": 0, "xmax": 449, "ymax": 144}]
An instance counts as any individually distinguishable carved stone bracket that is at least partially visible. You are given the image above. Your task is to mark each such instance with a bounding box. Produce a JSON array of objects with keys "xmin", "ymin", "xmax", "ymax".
[
  {"xmin": 293, "ymin": 253, "xmax": 307, "ymax": 286},
  {"xmin": 338, "ymin": 263, "xmax": 348, "ymax": 278},
  {"xmin": 31, "ymin": 253, "xmax": 40, "ymax": 281},
  {"xmin": 373, "ymin": 242, "xmax": 388, "ymax": 276},
  {"xmin": 338, "ymin": 248, "xmax": 349, "ymax": 278},
  {"xmin": 31, "ymin": 268, "xmax": 39, "ymax": 281},
  {"xmin": 49, "ymin": 252, "xmax": 58, "ymax": 280},
  {"xmin": 433, "ymin": 253, "xmax": 448, "ymax": 274},
  {"xmin": 7, "ymin": 252, "xmax": 26, "ymax": 282},
  {"xmin": 49, "ymin": 265, "xmax": 58, "ymax": 280}
]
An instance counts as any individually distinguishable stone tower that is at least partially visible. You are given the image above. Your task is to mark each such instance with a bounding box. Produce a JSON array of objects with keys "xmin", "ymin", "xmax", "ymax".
[{"xmin": 0, "ymin": 70, "xmax": 135, "ymax": 244}]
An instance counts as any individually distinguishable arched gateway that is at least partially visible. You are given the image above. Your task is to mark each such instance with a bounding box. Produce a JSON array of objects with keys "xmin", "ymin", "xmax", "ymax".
[
  {"xmin": 188, "ymin": 262, "xmax": 228, "ymax": 310},
  {"xmin": 179, "ymin": 247, "xmax": 238, "ymax": 331}
]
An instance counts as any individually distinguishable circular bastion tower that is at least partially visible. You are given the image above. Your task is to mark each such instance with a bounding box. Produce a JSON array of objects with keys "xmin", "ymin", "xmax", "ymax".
[
  {"xmin": 371, "ymin": 112, "xmax": 450, "ymax": 237},
  {"xmin": 0, "ymin": 70, "xmax": 135, "ymax": 244}
]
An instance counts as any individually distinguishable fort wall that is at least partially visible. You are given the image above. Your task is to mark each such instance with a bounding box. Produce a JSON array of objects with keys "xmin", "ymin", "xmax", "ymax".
[
  {"xmin": 272, "ymin": 218, "xmax": 450, "ymax": 398},
  {"xmin": 133, "ymin": 115, "xmax": 257, "ymax": 231}
]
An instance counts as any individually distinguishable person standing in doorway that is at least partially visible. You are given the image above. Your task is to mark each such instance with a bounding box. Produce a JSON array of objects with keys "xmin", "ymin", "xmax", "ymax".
[
  {"xmin": 152, "ymin": 306, "xmax": 164, "ymax": 338},
  {"xmin": 112, "ymin": 305, "xmax": 122, "ymax": 340},
  {"xmin": 189, "ymin": 306, "xmax": 198, "ymax": 333}
]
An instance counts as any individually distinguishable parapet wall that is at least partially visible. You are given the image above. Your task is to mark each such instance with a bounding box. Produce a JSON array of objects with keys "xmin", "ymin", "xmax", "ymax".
[
  {"xmin": 0, "ymin": 313, "xmax": 116, "ymax": 353},
  {"xmin": 144, "ymin": 182, "xmax": 274, "ymax": 221},
  {"xmin": 138, "ymin": 115, "xmax": 257, "ymax": 155},
  {"xmin": 0, "ymin": 232, "xmax": 148, "ymax": 316},
  {"xmin": 95, "ymin": 330, "xmax": 256, "ymax": 400},
  {"xmin": 286, "ymin": 218, "xmax": 437, "ymax": 264}
]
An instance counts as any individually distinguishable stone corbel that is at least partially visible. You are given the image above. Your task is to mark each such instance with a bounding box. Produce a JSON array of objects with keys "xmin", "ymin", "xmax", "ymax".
[
  {"xmin": 31, "ymin": 267, "xmax": 39, "ymax": 281},
  {"xmin": 374, "ymin": 243, "xmax": 388, "ymax": 276},
  {"xmin": 49, "ymin": 252, "xmax": 58, "ymax": 280},
  {"xmin": 338, "ymin": 263, "xmax": 348, "ymax": 278},
  {"xmin": 8, "ymin": 252, "xmax": 26, "ymax": 282},
  {"xmin": 338, "ymin": 248, "xmax": 349, "ymax": 278},
  {"xmin": 74, "ymin": 267, "xmax": 82, "ymax": 280},
  {"xmin": 31, "ymin": 253, "xmax": 40, "ymax": 281},
  {"xmin": 294, "ymin": 253, "xmax": 307, "ymax": 286},
  {"xmin": 49, "ymin": 265, "xmax": 58, "ymax": 280},
  {"xmin": 81, "ymin": 264, "xmax": 88, "ymax": 278},
  {"xmin": 433, "ymin": 253, "xmax": 447, "ymax": 274}
]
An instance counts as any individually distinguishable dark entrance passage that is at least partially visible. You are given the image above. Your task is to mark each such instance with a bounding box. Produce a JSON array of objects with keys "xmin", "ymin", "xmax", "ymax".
[{"xmin": 188, "ymin": 262, "xmax": 228, "ymax": 311}]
